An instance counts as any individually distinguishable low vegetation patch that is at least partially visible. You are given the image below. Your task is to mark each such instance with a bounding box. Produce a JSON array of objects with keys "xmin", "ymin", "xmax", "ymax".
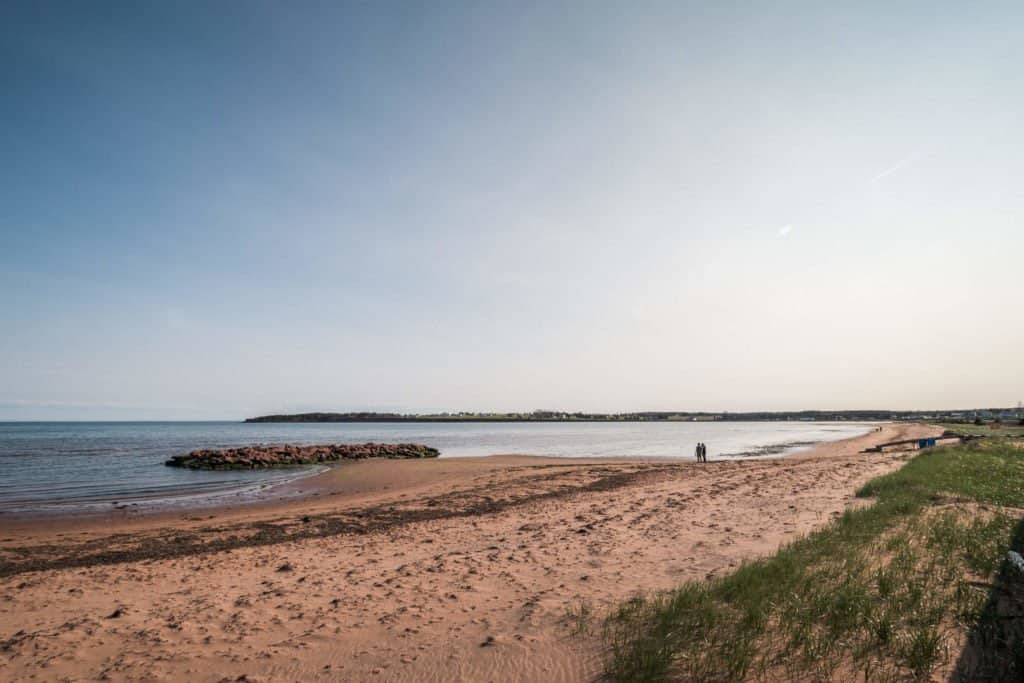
[
  {"xmin": 602, "ymin": 438, "xmax": 1024, "ymax": 682},
  {"xmin": 938, "ymin": 422, "xmax": 1024, "ymax": 438}
]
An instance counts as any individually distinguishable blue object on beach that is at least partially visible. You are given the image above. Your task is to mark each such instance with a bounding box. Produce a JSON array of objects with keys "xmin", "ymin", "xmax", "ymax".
[
  {"xmin": 919, "ymin": 439, "xmax": 928, "ymax": 449},
  {"xmin": 927, "ymin": 438, "xmax": 936, "ymax": 447}
]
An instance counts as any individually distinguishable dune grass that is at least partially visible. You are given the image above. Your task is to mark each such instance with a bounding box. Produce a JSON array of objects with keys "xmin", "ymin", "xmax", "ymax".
[{"xmin": 601, "ymin": 438, "xmax": 1024, "ymax": 682}]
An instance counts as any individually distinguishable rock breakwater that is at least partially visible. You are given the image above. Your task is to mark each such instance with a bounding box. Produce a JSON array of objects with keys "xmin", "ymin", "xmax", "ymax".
[{"xmin": 165, "ymin": 443, "xmax": 440, "ymax": 470}]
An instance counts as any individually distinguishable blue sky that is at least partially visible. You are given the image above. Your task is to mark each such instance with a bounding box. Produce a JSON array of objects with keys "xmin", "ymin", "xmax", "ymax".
[{"xmin": 2, "ymin": 2, "xmax": 1023, "ymax": 419}]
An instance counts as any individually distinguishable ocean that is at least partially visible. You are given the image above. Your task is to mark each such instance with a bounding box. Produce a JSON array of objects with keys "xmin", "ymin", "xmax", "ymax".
[{"xmin": 0, "ymin": 421, "xmax": 874, "ymax": 514}]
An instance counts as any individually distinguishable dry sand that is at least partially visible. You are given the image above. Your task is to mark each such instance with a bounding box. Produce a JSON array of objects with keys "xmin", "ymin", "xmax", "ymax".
[{"xmin": 0, "ymin": 423, "xmax": 941, "ymax": 682}]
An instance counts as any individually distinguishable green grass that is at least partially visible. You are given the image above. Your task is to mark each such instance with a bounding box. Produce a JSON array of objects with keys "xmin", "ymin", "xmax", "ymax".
[
  {"xmin": 601, "ymin": 439, "xmax": 1024, "ymax": 682},
  {"xmin": 564, "ymin": 597, "xmax": 595, "ymax": 636},
  {"xmin": 936, "ymin": 421, "xmax": 1024, "ymax": 438}
]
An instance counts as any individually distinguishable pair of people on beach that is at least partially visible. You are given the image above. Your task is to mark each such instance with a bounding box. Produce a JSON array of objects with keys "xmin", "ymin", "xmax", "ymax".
[{"xmin": 695, "ymin": 442, "xmax": 707, "ymax": 463}]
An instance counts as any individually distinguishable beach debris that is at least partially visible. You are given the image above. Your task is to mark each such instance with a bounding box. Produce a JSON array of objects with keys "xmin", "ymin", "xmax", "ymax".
[
  {"xmin": 164, "ymin": 442, "xmax": 440, "ymax": 470},
  {"xmin": 861, "ymin": 433, "xmax": 979, "ymax": 453},
  {"xmin": 480, "ymin": 635, "xmax": 496, "ymax": 647},
  {"xmin": 276, "ymin": 562, "xmax": 294, "ymax": 572},
  {"xmin": 107, "ymin": 608, "xmax": 124, "ymax": 619}
]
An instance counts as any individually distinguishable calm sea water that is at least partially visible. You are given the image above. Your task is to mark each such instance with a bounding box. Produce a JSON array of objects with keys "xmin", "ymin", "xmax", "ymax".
[{"xmin": 0, "ymin": 421, "xmax": 874, "ymax": 513}]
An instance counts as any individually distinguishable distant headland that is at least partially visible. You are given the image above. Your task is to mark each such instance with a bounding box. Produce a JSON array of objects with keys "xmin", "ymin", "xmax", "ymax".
[{"xmin": 244, "ymin": 408, "xmax": 1023, "ymax": 423}]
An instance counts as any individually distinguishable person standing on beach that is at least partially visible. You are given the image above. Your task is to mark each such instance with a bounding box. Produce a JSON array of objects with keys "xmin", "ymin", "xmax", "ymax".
[
  {"xmin": 695, "ymin": 442, "xmax": 702, "ymax": 462},
  {"xmin": 701, "ymin": 442, "xmax": 708, "ymax": 462}
]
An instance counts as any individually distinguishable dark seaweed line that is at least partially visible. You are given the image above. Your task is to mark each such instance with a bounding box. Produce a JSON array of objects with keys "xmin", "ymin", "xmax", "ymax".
[{"xmin": 0, "ymin": 464, "xmax": 675, "ymax": 578}]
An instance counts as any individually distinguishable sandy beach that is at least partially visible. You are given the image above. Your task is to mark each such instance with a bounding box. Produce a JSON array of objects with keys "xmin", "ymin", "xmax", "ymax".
[{"xmin": 0, "ymin": 423, "xmax": 941, "ymax": 682}]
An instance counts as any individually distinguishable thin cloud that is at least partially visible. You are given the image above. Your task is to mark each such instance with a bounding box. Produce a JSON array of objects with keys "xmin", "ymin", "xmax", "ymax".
[{"xmin": 778, "ymin": 224, "xmax": 793, "ymax": 237}]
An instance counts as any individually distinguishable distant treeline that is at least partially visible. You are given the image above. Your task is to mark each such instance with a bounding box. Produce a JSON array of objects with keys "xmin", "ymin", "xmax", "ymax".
[{"xmin": 244, "ymin": 408, "xmax": 1022, "ymax": 424}]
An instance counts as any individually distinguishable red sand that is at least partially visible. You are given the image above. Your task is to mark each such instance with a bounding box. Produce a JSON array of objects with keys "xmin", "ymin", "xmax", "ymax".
[{"xmin": 0, "ymin": 423, "xmax": 940, "ymax": 682}]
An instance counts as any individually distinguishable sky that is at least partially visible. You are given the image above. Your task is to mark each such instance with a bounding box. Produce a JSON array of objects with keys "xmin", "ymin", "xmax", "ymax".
[{"xmin": 2, "ymin": 1, "xmax": 1023, "ymax": 420}]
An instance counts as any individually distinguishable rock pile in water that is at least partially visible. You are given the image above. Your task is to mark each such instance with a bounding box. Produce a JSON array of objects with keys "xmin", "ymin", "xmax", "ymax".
[{"xmin": 164, "ymin": 442, "xmax": 440, "ymax": 470}]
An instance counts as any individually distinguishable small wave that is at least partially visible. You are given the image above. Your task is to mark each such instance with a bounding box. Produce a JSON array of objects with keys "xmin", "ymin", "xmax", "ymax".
[{"xmin": 0, "ymin": 465, "xmax": 327, "ymax": 514}]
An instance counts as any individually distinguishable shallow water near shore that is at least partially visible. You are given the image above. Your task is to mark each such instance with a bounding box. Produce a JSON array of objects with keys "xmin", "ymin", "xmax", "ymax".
[{"xmin": 0, "ymin": 421, "xmax": 875, "ymax": 513}]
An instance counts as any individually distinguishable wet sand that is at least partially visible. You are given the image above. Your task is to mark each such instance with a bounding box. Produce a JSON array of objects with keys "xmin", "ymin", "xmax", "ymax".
[{"xmin": 0, "ymin": 423, "xmax": 940, "ymax": 682}]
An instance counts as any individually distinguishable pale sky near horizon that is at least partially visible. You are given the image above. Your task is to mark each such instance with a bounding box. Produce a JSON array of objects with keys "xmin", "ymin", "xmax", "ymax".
[{"xmin": 2, "ymin": 2, "xmax": 1023, "ymax": 420}]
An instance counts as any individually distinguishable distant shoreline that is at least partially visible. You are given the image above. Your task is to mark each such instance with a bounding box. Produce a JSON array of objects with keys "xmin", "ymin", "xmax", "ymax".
[{"xmin": 244, "ymin": 408, "xmax": 1018, "ymax": 423}]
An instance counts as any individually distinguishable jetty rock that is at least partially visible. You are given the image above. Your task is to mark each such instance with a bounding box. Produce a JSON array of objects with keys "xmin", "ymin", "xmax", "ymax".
[{"xmin": 164, "ymin": 442, "xmax": 440, "ymax": 470}]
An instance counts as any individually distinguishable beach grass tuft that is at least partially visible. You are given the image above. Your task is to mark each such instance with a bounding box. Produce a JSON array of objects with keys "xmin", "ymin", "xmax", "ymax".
[
  {"xmin": 600, "ymin": 437, "xmax": 1024, "ymax": 682},
  {"xmin": 564, "ymin": 597, "xmax": 595, "ymax": 636}
]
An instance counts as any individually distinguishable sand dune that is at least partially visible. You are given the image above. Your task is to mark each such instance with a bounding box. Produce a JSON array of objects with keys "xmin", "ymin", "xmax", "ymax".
[{"xmin": 0, "ymin": 423, "xmax": 940, "ymax": 682}]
